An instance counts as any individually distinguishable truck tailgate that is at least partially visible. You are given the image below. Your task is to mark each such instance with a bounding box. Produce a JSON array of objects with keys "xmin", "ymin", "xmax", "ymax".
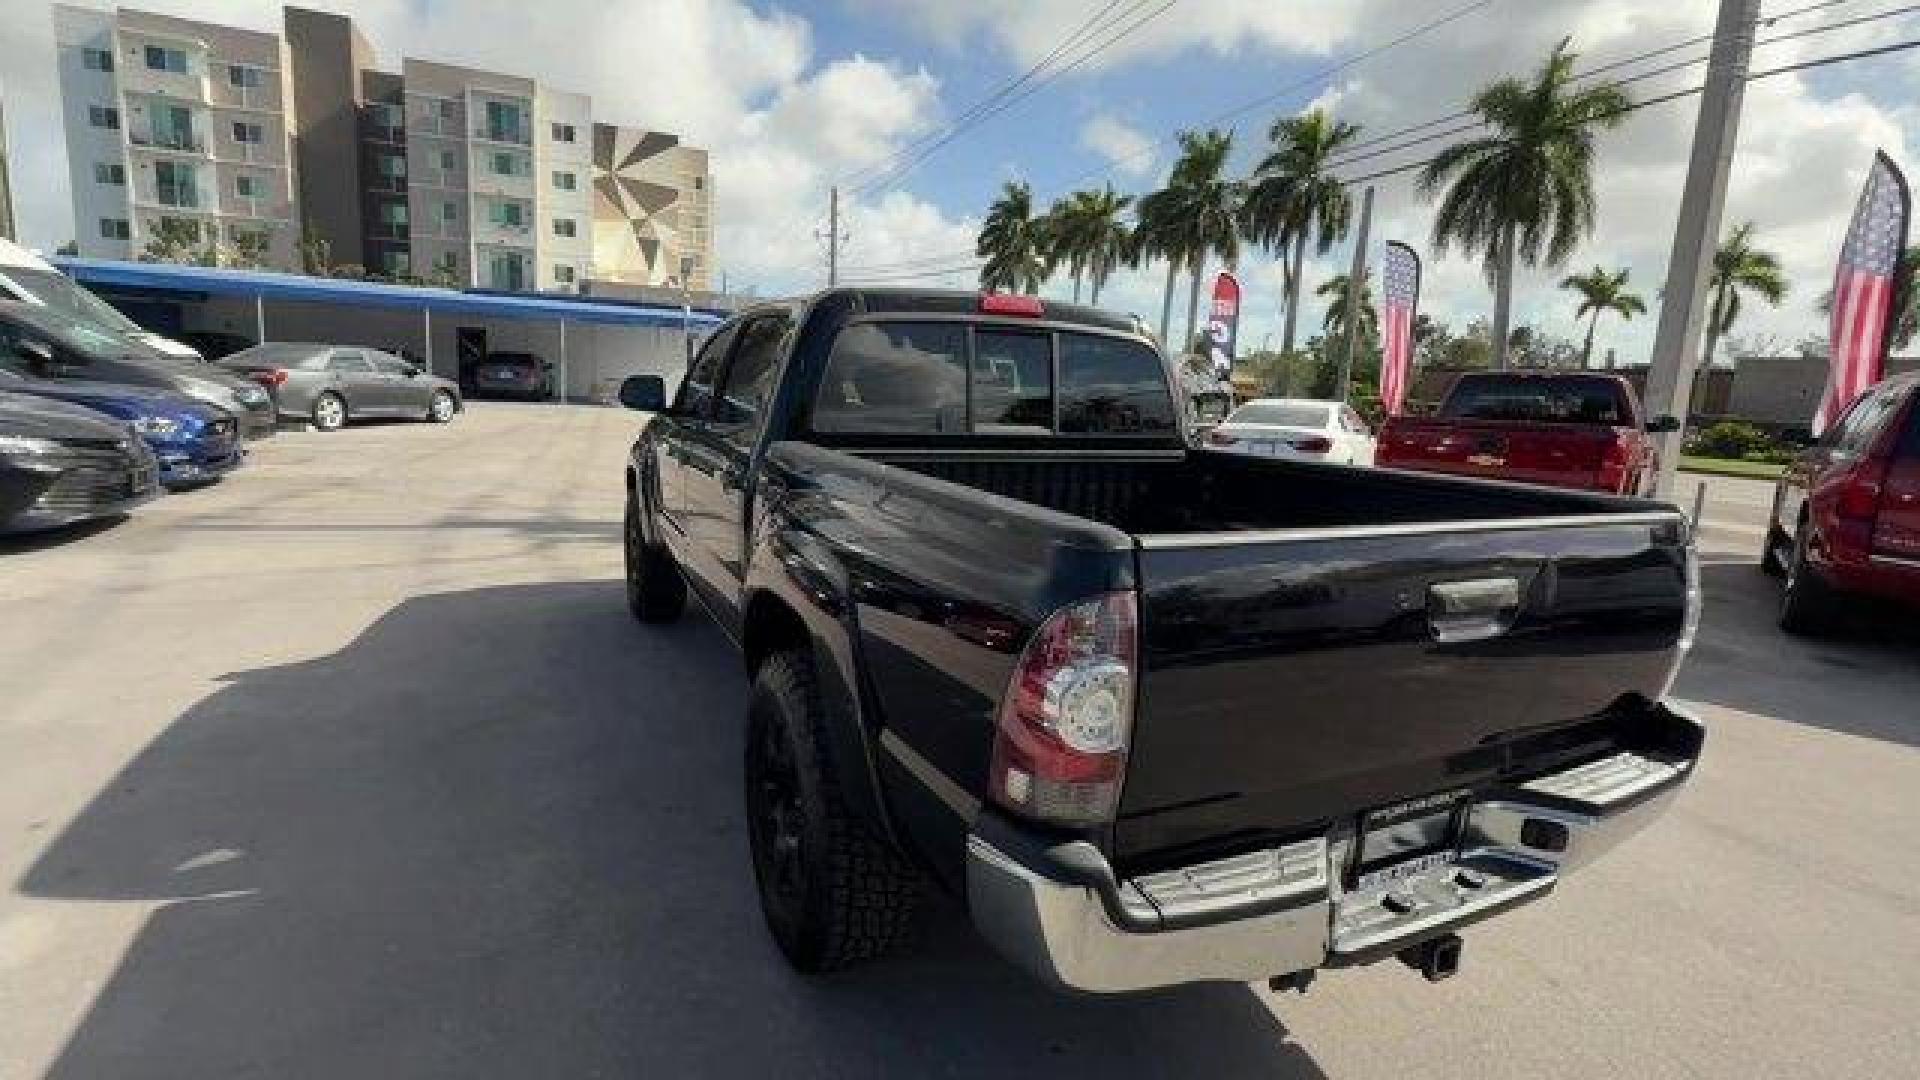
[
  {"xmin": 1115, "ymin": 511, "xmax": 1690, "ymax": 871},
  {"xmin": 1381, "ymin": 418, "xmax": 1619, "ymax": 487}
]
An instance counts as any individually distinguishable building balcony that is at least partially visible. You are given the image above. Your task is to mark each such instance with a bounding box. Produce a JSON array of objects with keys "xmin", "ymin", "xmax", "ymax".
[
  {"xmin": 129, "ymin": 131, "xmax": 209, "ymax": 155},
  {"xmin": 120, "ymin": 66, "xmax": 210, "ymax": 105}
]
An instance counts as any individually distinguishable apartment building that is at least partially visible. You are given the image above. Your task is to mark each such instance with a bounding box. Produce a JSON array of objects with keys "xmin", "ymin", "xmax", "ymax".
[
  {"xmin": 591, "ymin": 124, "xmax": 711, "ymax": 291},
  {"xmin": 401, "ymin": 59, "xmax": 595, "ymax": 292},
  {"xmin": 54, "ymin": 5, "xmax": 300, "ymax": 269},
  {"xmin": 54, "ymin": 5, "xmax": 710, "ymax": 293}
]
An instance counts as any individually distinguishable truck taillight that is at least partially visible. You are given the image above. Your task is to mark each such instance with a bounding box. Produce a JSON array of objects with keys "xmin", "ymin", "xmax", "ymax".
[
  {"xmin": 1599, "ymin": 432, "xmax": 1632, "ymax": 493},
  {"xmin": 989, "ymin": 592, "xmax": 1137, "ymax": 826},
  {"xmin": 1836, "ymin": 468, "xmax": 1882, "ymax": 521}
]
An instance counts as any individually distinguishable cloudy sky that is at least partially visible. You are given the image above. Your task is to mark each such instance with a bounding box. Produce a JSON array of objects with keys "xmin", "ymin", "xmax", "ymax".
[{"xmin": 4, "ymin": 0, "xmax": 1919, "ymax": 362}]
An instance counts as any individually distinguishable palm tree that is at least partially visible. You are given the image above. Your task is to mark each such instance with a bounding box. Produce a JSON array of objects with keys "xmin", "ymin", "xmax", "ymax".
[
  {"xmin": 1420, "ymin": 41, "xmax": 1631, "ymax": 369},
  {"xmin": 976, "ymin": 180, "xmax": 1051, "ymax": 293},
  {"xmin": 1044, "ymin": 187, "xmax": 1134, "ymax": 304},
  {"xmin": 1077, "ymin": 187, "xmax": 1134, "ymax": 306},
  {"xmin": 1135, "ymin": 129, "xmax": 1243, "ymax": 352},
  {"xmin": 1703, "ymin": 222, "xmax": 1788, "ymax": 367},
  {"xmin": 1316, "ymin": 269, "xmax": 1377, "ymax": 347},
  {"xmin": 1242, "ymin": 109, "xmax": 1361, "ymax": 357},
  {"xmin": 1559, "ymin": 265, "xmax": 1647, "ymax": 367}
]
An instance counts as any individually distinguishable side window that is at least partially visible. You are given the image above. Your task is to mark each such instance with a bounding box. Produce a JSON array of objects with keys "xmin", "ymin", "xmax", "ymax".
[
  {"xmin": 812, "ymin": 322, "xmax": 967, "ymax": 434},
  {"xmin": 328, "ymin": 352, "xmax": 372, "ymax": 374},
  {"xmin": 674, "ymin": 321, "xmax": 738, "ymax": 418},
  {"xmin": 1058, "ymin": 332, "xmax": 1174, "ymax": 435},
  {"xmin": 1834, "ymin": 384, "xmax": 1900, "ymax": 456},
  {"xmin": 973, "ymin": 329, "xmax": 1052, "ymax": 433},
  {"xmin": 372, "ymin": 356, "xmax": 411, "ymax": 376},
  {"xmin": 711, "ymin": 309, "xmax": 794, "ymax": 446},
  {"xmin": 1895, "ymin": 389, "xmax": 1920, "ymax": 463}
]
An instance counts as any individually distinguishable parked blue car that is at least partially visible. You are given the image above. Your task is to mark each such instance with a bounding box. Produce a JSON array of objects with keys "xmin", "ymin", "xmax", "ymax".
[{"xmin": 0, "ymin": 375, "xmax": 244, "ymax": 489}]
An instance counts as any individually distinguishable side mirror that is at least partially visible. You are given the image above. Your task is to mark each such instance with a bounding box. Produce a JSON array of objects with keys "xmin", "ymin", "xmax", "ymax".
[
  {"xmin": 618, "ymin": 374, "xmax": 667, "ymax": 412},
  {"xmin": 1645, "ymin": 415, "xmax": 1681, "ymax": 434},
  {"xmin": 404, "ymin": 366, "xmax": 422, "ymax": 378},
  {"xmin": 16, "ymin": 339, "xmax": 56, "ymax": 372}
]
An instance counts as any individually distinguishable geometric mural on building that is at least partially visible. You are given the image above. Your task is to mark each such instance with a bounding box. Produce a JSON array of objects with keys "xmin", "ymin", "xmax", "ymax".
[{"xmin": 592, "ymin": 124, "xmax": 688, "ymax": 286}]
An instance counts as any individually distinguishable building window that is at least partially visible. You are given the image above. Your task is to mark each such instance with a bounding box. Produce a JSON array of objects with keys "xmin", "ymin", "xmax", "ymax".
[
  {"xmin": 155, "ymin": 160, "xmax": 198, "ymax": 208},
  {"xmin": 88, "ymin": 105, "xmax": 119, "ymax": 130},
  {"xmin": 551, "ymin": 122, "xmax": 576, "ymax": 143},
  {"xmin": 229, "ymin": 225, "xmax": 269, "ymax": 247},
  {"xmin": 228, "ymin": 64, "xmax": 262, "ymax": 88},
  {"xmin": 82, "ymin": 47, "xmax": 114, "ymax": 72},
  {"xmin": 377, "ymin": 153, "xmax": 407, "ymax": 179},
  {"xmin": 491, "ymin": 151, "xmax": 522, "ymax": 177},
  {"xmin": 483, "ymin": 100, "xmax": 524, "ymax": 143},
  {"xmin": 235, "ymin": 174, "xmax": 261, "ymax": 198},
  {"xmin": 380, "ymin": 202, "xmax": 409, "ymax": 226},
  {"xmin": 144, "ymin": 45, "xmax": 188, "ymax": 74},
  {"xmin": 99, "ymin": 218, "xmax": 130, "ymax": 240},
  {"xmin": 552, "ymin": 217, "xmax": 576, "ymax": 238},
  {"xmin": 439, "ymin": 149, "xmax": 457, "ymax": 173},
  {"xmin": 489, "ymin": 200, "xmax": 525, "ymax": 229},
  {"xmin": 385, "ymin": 250, "xmax": 411, "ymax": 276},
  {"xmin": 232, "ymin": 121, "xmax": 264, "ymax": 144},
  {"xmin": 693, "ymin": 175, "xmax": 704, "ymax": 191},
  {"xmin": 554, "ymin": 264, "xmax": 576, "ymax": 284},
  {"xmin": 441, "ymin": 200, "xmax": 458, "ymax": 222},
  {"xmin": 94, "ymin": 162, "xmax": 126, "ymax": 186},
  {"xmin": 438, "ymin": 99, "xmax": 456, "ymax": 120}
]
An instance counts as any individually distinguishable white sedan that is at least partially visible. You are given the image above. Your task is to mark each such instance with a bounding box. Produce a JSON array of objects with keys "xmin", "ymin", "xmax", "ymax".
[{"xmin": 1204, "ymin": 398, "xmax": 1376, "ymax": 465}]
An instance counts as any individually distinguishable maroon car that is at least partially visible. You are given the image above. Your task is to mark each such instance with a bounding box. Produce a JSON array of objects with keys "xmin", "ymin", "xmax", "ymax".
[{"xmin": 1764, "ymin": 371, "xmax": 1920, "ymax": 633}]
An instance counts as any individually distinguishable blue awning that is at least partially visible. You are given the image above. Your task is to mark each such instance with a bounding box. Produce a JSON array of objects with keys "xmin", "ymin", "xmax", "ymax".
[{"xmin": 53, "ymin": 257, "xmax": 723, "ymax": 330}]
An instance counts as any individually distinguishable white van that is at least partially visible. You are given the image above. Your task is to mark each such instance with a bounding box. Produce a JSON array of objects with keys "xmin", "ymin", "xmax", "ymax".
[{"xmin": 0, "ymin": 238, "xmax": 203, "ymax": 360}]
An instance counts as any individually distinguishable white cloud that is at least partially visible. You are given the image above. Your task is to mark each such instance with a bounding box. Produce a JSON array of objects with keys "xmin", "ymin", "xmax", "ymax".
[
  {"xmin": 0, "ymin": 0, "xmax": 957, "ymax": 296},
  {"xmin": 1079, "ymin": 113, "xmax": 1155, "ymax": 179}
]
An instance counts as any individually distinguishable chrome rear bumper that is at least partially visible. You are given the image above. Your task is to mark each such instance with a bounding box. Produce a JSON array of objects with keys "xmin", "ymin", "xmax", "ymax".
[{"xmin": 966, "ymin": 706, "xmax": 1700, "ymax": 994}]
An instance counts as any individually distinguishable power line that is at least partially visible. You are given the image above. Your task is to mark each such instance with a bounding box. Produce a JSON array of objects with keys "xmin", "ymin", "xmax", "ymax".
[
  {"xmin": 851, "ymin": 0, "xmax": 1182, "ymax": 196},
  {"xmin": 1332, "ymin": 33, "xmax": 1920, "ymax": 188},
  {"xmin": 837, "ymin": 0, "xmax": 1131, "ymax": 189},
  {"xmin": 1035, "ymin": 0, "xmax": 1498, "ymax": 198},
  {"xmin": 1325, "ymin": 0, "xmax": 1907, "ymax": 166},
  {"xmin": 841, "ymin": 261, "xmax": 985, "ymax": 284}
]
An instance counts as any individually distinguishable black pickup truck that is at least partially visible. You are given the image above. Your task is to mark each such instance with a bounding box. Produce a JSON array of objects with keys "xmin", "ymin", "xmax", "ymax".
[{"xmin": 617, "ymin": 289, "xmax": 1704, "ymax": 993}]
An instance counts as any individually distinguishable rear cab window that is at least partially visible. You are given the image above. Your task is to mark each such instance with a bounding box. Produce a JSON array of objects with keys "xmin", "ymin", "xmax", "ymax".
[
  {"xmin": 1442, "ymin": 375, "xmax": 1630, "ymax": 425},
  {"xmin": 810, "ymin": 318, "xmax": 1175, "ymax": 440}
]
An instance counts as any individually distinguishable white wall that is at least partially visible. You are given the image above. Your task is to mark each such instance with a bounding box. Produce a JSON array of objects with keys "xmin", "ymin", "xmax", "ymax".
[
  {"xmin": 535, "ymin": 87, "xmax": 592, "ymax": 291},
  {"xmin": 55, "ymin": 6, "xmax": 131, "ymax": 258}
]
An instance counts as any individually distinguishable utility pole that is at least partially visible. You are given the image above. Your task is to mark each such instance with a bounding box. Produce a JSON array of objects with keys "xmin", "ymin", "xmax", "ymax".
[
  {"xmin": 1644, "ymin": 0, "xmax": 1761, "ymax": 499},
  {"xmin": 827, "ymin": 186, "xmax": 840, "ymax": 286},
  {"xmin": 1337, "ymin": 186, "xmax": 1375, "ymax": 404}
]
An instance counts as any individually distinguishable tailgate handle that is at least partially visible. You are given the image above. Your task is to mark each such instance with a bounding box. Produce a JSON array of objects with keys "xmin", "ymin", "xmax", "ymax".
[{"xmin": 1427, "ymin": 578, "xmax": 1521, "ymax": 643}]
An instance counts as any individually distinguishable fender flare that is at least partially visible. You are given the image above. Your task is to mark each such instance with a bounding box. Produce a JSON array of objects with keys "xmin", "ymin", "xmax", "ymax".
[{"xmin": 740, "ymin": 526, "xmax": 902, "ymax": 852}]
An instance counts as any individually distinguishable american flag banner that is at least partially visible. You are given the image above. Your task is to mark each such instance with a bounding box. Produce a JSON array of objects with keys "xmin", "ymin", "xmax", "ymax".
[
  {"xmin": 1379, "ymin": 242, "xmax": 1421, "ymax": 416},
  {"xmin": 1816, "ymin": 151, "xmax": 1909, "ymax": 436}
]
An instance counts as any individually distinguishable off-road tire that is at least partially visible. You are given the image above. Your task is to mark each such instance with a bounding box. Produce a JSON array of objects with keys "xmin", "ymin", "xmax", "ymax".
[
  {"xmin": 624, "ymin": 490, "xmax": 685, "ymax": 623},
  {"xmin": 745, "ymin": 650, "xmax": 920, "ymax": 973}
]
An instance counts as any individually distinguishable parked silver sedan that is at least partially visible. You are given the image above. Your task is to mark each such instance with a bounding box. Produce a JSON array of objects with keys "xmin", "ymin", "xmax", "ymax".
[{"xmin": 217, "ymin": 343, "xmax": 462, "ymax": 432}]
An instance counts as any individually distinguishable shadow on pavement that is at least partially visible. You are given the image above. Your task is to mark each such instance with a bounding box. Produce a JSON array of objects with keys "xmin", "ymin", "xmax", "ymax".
[
  {"xmin": 19, "ymin": 580, "xmax": 1322, "ymax": 1079},
  {"xmin": 1677, "ymin": 562, "xmax": 1920, "ymax": 748}
]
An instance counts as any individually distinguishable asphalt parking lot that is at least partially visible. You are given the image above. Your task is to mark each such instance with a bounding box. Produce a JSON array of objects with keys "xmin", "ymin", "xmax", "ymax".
[{"xmin": 2, "ymin": 406, "xmax": 1916, "ymax": 1080}]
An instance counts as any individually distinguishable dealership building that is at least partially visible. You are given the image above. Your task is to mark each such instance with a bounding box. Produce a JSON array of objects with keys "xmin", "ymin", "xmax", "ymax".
[{"xmin": 57, "ymin": 257, "xmax": 722, "ymax": 403}]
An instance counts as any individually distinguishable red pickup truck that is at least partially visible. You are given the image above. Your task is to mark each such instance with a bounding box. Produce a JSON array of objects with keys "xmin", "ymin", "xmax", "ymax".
[
  {"xmin": 1765, "ymin": 370, "xmax": 1920, "ymax": 633},
  {"xmin": 1377, "ymin": 372, "xmax": 1676, "ymax": 495}
]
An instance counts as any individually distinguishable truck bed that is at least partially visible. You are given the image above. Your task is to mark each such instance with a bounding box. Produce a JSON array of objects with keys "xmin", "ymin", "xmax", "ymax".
[{"xmin": 786, "ymin": 442, "xmax": 1690, "ymax": 875}]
